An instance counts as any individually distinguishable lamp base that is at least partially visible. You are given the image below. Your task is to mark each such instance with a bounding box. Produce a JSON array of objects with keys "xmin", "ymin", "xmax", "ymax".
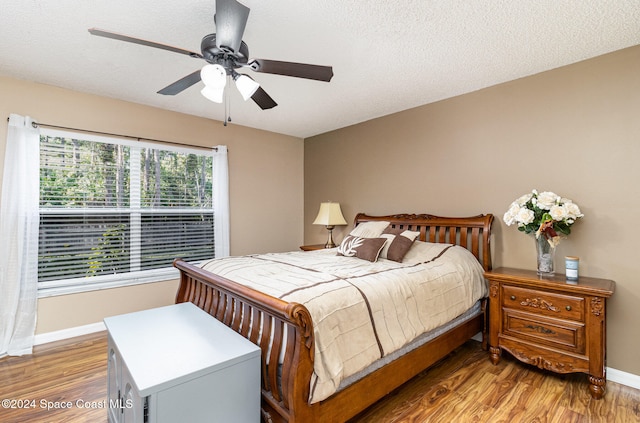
[{"xmin": 324, "ymin": 226, "xmax": 336, "ymax": 248}]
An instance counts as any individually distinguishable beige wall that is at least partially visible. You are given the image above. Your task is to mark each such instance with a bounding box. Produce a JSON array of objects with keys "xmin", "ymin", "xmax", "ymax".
[
  {"xmin": 0, "ymin": 76, "xmax": 304, "ymax": 334},
  {"xmin": 304, "ymin": 45, "xmax": 640, "ymax": 376}
]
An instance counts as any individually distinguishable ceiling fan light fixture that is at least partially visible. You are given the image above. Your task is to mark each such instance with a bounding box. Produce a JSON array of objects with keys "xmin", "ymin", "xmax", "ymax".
[
  {"xmin": 234, "ymin": 74, "xmax": 260, "ymax": 101},
  {"xmin": 200, "ymin": 85, "xmax": 225, "ymax": 103},
  {"xmin": 200, "ymin": 64, "xmax": 227, "ymax": 89}
]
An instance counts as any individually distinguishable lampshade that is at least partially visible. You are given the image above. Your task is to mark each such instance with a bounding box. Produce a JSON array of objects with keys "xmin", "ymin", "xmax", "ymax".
[
  {"xmin": 234, "ymin": 74, "xmax": 260, "ymax": 101},
  {"xmin": 200, "ymin": 86, "xmax": 225, "ymax": 103},
  {"xmin": 200, "ymin": 64, "xmax": 227, "ymax": 88},
  {"xmin": 200, "ymin": 64, "xmax": 227, "ymax": 103},
  {"xmin": 313, "ymin": 202, "xmax": 347, "ymax": 226}
]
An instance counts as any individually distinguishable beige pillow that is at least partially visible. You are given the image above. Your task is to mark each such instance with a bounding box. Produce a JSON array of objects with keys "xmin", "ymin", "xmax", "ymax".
[
  {"xmin": 349, "ymin": 221, "xmax": 390, "ymax": 238},
  {"xmin": 337, "ymin": 235, "xmax": 387, "ymax": 262},
  {"xmin": 402, "ymin": 241, "xmax": 454, "ymax": 264}
]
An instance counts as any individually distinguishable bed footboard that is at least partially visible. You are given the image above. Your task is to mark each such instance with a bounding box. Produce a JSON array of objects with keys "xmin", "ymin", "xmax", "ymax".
[{"xmin": 173, "ymin": 259, "xmax": 318, "ymax": 423}]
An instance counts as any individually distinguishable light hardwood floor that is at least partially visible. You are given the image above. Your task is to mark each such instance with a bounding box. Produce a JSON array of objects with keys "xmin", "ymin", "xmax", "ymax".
[{"xmin": 1, "ymin": 332, "xmax": 638, "ymax": 422}]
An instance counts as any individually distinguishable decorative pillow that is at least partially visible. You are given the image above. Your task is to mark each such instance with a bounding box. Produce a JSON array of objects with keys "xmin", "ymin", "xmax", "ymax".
[
  {"xmin": 381, "ymin": 230, "xmax": 420, "ymax": 262},
  {"xmin": 381, "ymin": 225, "xmax": 404, "ymax": 236},
  {"xmin": 349, "ymin": 221, "xmax": 390, "ymax": 238},
  {"xmin": 402, "ymin": 240, "xmax": 454, "ymax": 264},
  {"xmin": 337, "ymin": 235, "xmax": 387, "ymax": 262}
]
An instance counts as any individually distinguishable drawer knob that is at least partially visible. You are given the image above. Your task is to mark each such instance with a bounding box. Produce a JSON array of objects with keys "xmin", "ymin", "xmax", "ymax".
[
  {"xmin": 510, "ymin": 295, "xmax": 516, "ymax": 301},
  {"xmin": 566, "ymin": 305, "xmax": 572, "ymax": 311}
]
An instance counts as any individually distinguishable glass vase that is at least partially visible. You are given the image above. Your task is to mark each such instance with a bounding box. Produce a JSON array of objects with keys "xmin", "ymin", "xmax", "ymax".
[{"xmin": 535, "ymin": 235, "xmax": 556, "ymax": 276}]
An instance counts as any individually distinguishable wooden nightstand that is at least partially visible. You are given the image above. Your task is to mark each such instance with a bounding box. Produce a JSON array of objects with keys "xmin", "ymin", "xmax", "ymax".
[
  {"xmin": 299, "ymin": 244, "xmax": 328, "ymax": 251},
  {"xmin": 485, "ymin": 267, "xmax": 615, "ymax": 399}
]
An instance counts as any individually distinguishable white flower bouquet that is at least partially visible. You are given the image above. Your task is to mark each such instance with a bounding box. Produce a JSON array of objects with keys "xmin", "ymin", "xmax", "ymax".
[{"xmin": 503, "ymin": 189, "xmax": 583, "ymax": 247}]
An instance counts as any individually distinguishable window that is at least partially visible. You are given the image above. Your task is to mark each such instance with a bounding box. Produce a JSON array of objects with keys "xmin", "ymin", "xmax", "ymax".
[{"xmin": 38, "ymin": 128, "xmax": 216, "ymax": 296}]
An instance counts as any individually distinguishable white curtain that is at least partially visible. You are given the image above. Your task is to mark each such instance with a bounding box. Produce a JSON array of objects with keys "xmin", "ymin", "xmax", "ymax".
[
  {"xmin": 0, "ymin": 114, "xmax": 40, "ymax": 357},
  {"xmin": 212, "ymin": 145, "xmax": 230, "ymax": 258}
]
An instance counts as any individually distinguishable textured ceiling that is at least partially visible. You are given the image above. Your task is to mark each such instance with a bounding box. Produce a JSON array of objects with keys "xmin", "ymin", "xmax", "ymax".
[{"xmin": 1, "ymin": 0, "xmax": 639, "ymax": 138}]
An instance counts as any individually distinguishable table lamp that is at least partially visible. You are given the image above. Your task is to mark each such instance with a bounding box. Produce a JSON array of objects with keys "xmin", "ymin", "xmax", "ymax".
[{"xmin": 312, "ymin": 202, "xmax": 347, "ymax": 248}]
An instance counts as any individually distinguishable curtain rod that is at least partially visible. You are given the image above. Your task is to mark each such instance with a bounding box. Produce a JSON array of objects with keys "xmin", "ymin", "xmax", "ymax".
[{"xmin": 6, "ymin": 117, "xmax": 216, "ymax": 151}]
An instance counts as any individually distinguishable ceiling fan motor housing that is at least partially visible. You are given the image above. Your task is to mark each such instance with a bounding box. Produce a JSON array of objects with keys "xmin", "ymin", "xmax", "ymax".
[{"xmin": 201, "ymin": 33, "xmax": 249, "ymax": 72}]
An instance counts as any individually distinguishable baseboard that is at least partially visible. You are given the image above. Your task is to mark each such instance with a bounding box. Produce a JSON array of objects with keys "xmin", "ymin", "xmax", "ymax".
[
  {"xmin": 607, "ymin": 367, "xmax": 640, "ymax": 390},
  {"xmin": 33, "ymin": 322, "xmax": 106, "ymax": 346}
]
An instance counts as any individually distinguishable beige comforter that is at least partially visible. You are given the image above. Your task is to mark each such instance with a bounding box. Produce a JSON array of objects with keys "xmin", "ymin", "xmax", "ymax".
[{"xmin": 200, "ymin": 241, "xmax": 487, "ymax": 403}]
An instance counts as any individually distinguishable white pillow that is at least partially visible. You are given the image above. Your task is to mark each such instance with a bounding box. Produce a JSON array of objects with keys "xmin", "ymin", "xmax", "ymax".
[
  {"xmin": 349, "ymin": 221, "xmax": 390, "ymax": 238},
  {"xmin": 402, "ymin": 241, "xmax": 454, "ymax": 264}
]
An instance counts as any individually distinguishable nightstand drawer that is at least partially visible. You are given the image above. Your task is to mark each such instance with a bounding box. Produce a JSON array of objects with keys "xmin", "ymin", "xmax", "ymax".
[
  {"xmin": 503, "ymin": 285, "xmax": 584, "ymax": 322},
  {"xmin": 503, "ymin": 310, "xmax": 585, "ymax": 353}
]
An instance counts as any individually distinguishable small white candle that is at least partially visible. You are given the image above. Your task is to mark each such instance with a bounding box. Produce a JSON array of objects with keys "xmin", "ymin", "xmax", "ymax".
[{"xmin": 565, "ymin": 256, "xmax": 579, "ymax": 280}]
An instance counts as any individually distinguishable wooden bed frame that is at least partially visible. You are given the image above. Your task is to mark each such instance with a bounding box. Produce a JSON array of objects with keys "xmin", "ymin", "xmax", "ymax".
[{"xmin": 173, "ymin": 212, "xmax": 494, "ymax": 422}]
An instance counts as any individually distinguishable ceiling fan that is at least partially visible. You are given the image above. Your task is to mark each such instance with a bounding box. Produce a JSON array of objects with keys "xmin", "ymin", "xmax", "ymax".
[{"xmin": 88, "ymin": 0, "xmax": 333, "ymax": 110}]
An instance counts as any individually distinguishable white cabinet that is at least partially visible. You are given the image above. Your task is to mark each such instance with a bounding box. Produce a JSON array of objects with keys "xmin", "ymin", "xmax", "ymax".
[{"xmin": 104, "ymin": 302, "xmax": 261, "ymax": 423}]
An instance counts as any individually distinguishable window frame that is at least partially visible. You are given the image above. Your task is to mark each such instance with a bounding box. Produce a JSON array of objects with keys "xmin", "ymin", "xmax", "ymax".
[{"xmin": 37, "ymin": 127, "xmax": 215, "ymax": 298}]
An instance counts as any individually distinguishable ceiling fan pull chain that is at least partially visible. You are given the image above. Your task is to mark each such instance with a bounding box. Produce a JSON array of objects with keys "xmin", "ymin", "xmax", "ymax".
[{"xmin": 223, "ymin": 81, "xmax": 232, "ymax": 126}]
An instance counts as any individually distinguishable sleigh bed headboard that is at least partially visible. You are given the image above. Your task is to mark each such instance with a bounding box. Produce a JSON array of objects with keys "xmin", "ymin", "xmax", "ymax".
[{"xmin": 353, "ymin": 213, "xmax": 494, "ymax": 271}]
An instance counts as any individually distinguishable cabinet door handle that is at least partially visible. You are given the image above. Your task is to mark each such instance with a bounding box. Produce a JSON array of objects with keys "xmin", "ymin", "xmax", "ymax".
[
  {"xmin": 510, "ymin": 295, "xmax": 516, "ymax": 301},
  {"xmin": 566, "ymin": 305, "xmax": 572, "ymax": 311}
]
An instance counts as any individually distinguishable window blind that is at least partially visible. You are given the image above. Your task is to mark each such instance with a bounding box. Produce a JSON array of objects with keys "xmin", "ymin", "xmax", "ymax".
[{"xmin": 38, "ymin": 129, "xmax": 214, "ymax": 287}]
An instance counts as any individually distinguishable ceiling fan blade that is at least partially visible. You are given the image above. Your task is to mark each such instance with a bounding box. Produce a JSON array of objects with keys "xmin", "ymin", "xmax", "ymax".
[
  {"xmin": 251, "ymin": 87, "xmax": 277, "ymax": 110},
  {"xmin": 250, "ymin": 59, "xmax": 333, "ymax": 82},
  {"xmin": 157, "ymin": 70, "xmax": 202, "ymax": 95},
  {"xmin": 88, "ymin": 28, "xmax": 203, "ymax": 59},
  {"xmin": 214, "ymin": 0, "xmax": 250, "ymax": 53}
]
